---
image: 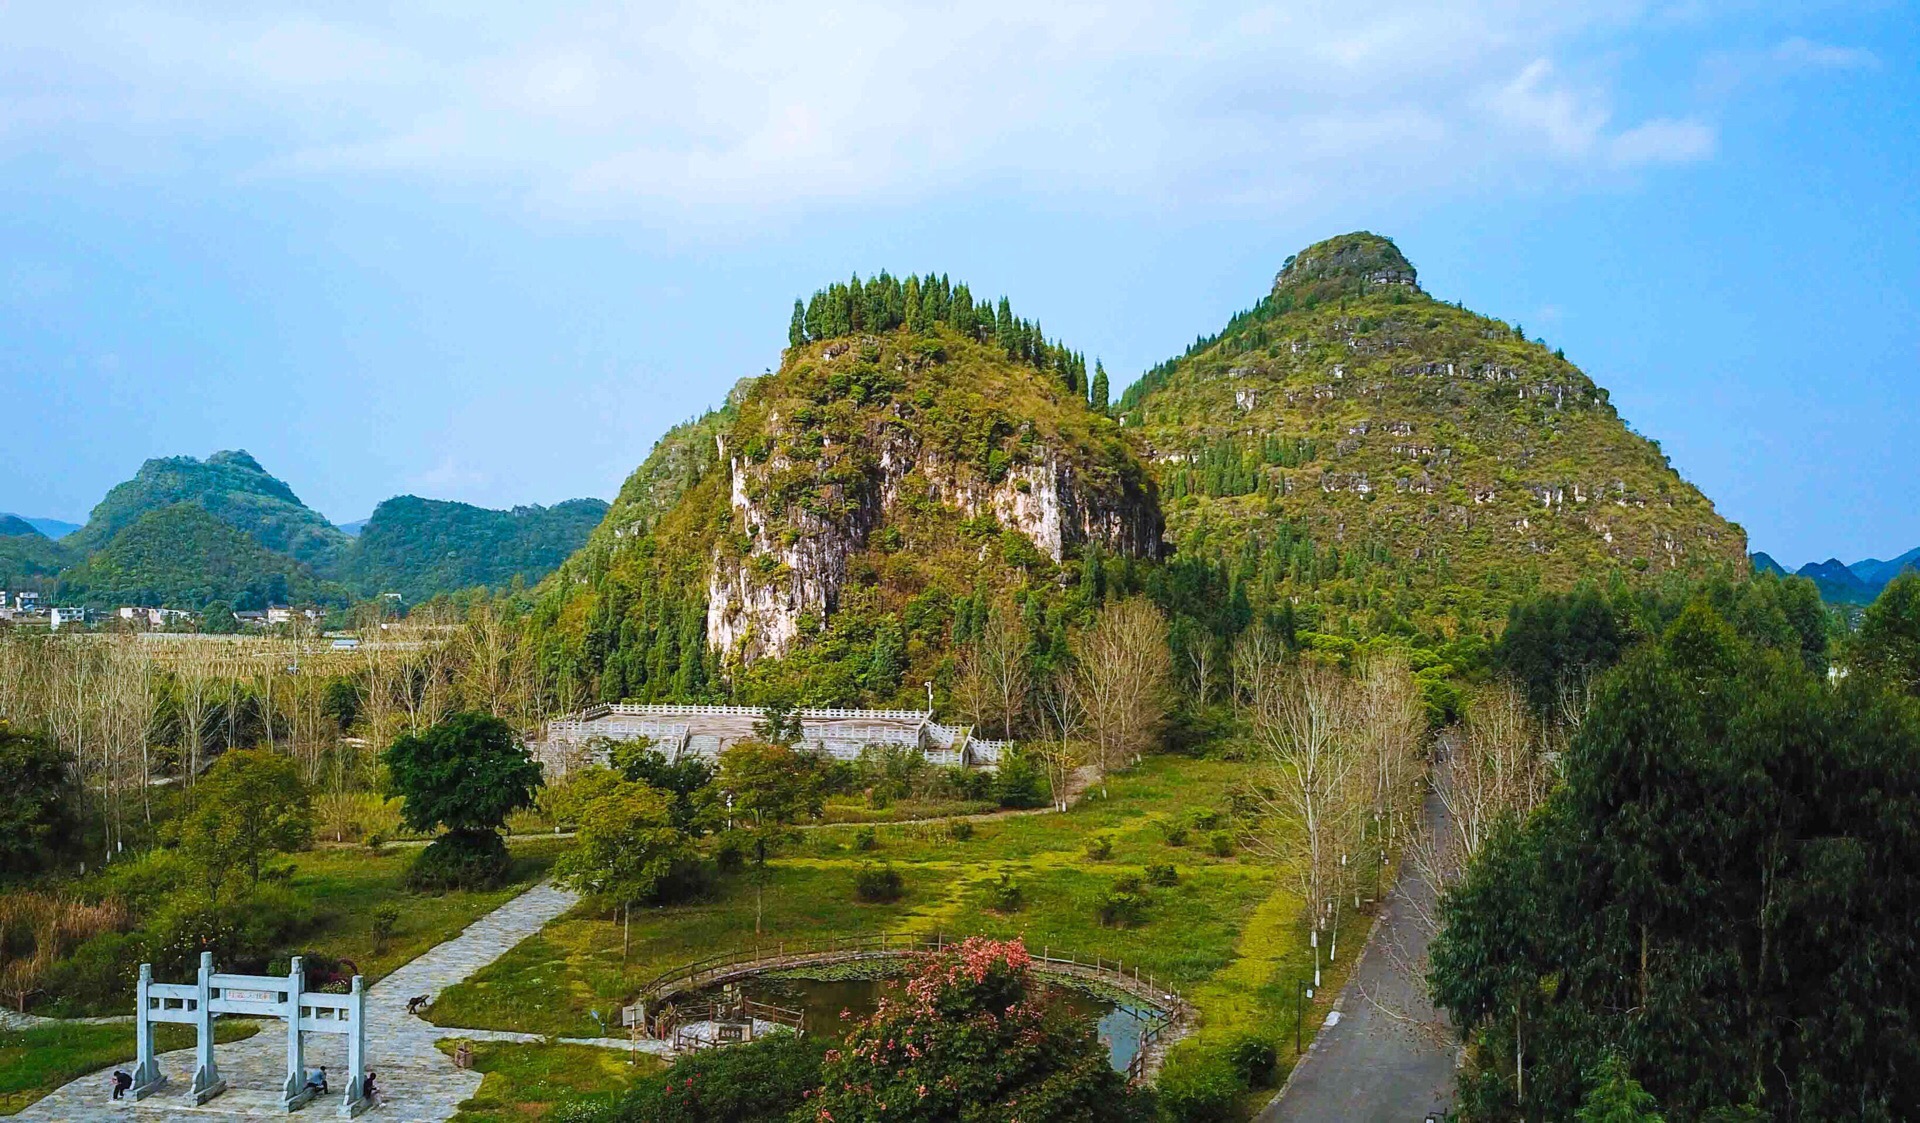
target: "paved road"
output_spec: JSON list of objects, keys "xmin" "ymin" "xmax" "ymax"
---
[
  {"xmin": 16, "ymin": 881, "xmax": 590, "ymax": 1122},
  {"xmin": 1256, "ymin": 791, "xmax": 1459, "ymax": 1123}
]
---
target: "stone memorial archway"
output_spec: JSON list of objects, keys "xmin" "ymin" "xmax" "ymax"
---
[{"xmin": 131, "ymin": 951, "xmax": 370, "ymax": 1116}]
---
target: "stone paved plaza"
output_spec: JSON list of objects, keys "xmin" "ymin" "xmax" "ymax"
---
[{"xmin": 12, "ymin": 881, "xmax": 672, "ymax": 1122}]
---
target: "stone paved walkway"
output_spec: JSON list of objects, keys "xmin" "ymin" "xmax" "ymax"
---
[{"xmin": 15, "ymin": 882, "xmax": 591, "ymax": 1122}]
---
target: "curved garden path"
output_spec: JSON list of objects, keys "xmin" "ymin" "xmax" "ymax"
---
[{"xmin": 11, "ymin": 882, "xmax": 644, "ymax": 1122}]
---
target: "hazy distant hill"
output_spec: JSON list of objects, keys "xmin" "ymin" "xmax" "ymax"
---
[
  {"xmin": 1848, "ymin": 546, "xmax": 1920, "ymax": 590},
  {"xmin": 338, "ymin": 495, "xmax": 610, "ymax": 602},
  {"xmin": 56, "ymin": 504, "xmax": 344, "ymax": 611},
  {"xmin": 0, "ymin": 514, "xmax": 80, "ymax": 540},
  {"xmin": 0, "ymin": 516, "xmax": 72, "ymax": 590},
  {"xmin": 1750, "ymin": 547, "xmax": 1920, "ymax": 604},
  {"xmin": 64, "ymin": 450, "xmax": 351, "ymax": 570}
]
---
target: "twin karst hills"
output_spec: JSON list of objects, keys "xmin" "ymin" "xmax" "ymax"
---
[{"xmin": 532, "ymin": 236, "xmax": 1744, "ymax": 705}]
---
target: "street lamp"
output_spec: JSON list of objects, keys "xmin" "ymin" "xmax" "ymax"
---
[{"xmin": 924, "ymin": 681, "xmax": 934, "ymax": 715}]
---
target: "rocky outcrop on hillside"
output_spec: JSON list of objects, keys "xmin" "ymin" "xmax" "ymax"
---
[{"xmin": 708, "ymin": 409, "xmax": 1161, "ymax": 662}]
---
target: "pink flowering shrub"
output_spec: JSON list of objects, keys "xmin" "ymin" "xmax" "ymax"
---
[{"xmin": 804, "ymin": 937, "xmax": 1146, "ymax": 1123}]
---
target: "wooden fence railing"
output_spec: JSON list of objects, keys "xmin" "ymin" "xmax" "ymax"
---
[{"xmin": 621, "ymin": 933, "xmax": 1188, "ymax": 1082}]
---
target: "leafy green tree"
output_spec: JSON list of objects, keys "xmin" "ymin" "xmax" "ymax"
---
[
  {"xmin": 199, "ymin": 600, "xmax": 240, "ymax": 634},
  {"xmin": 383, "ymin": 711, "xmax": 541, "ymax": 889},
  {"xmin": 610, "ymin": 741, "xmax": 718, "ymax": 835},
  {"xmin": 1091, "ymin": 359, "xmax": 1110, "ymax": 413},
  {"xmin": 807, "ymin": 937, "xmax": 1146, "ymax": 1122},
  {"xmin": 177, "ymin": 748, "xmax": 312, "ymax": 896},
  {"xmin": 609, "ymin": 1033, "xmax": 827, "ymax": 1123},
  {"xmin": 1577, "ymin": 1054, "xmax": 1665, "ymax": 1123},
  {"xmin": 788, "ymin": 299, "xmax": 807, "ymax": 348},
  {"xmin": 1853, "ymin": 571, "xmax": 1920, "ymax": 694},
  {"xmin": 0, "ymin": 724, "xmax": 78, "ymax": 878},
  {"xmin": 1433, "ymin": 601, "xmax": 1920, "ymax": 1119},
  {"xmin": 554, "ymin": 767, "xmax": 697, "ymax": 960},
  {"xmin": 717, "ymin": 737, "xmax": 822, "ymax": 934}
]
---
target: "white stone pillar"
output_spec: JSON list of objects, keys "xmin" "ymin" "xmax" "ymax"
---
[
  {"xmin": 342, "ymin": 975, "xmax": 367, "ymax": 1117},
  {"xmin": 130, "ymin": 963, "xmax": 163, "ymax": 1098},
  {"xmin": 190, "ymin": 951, "xmax": 225, "ymax": 1104},
  {"xmin": 282, "ymin": 955, "xmax": 308, "ymax": 1109}
]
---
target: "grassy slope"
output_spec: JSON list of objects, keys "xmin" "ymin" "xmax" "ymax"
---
[
  {"xmin": 426, "ymin": 757, "xmax": 1370, "ymax": 1116},
  {"xmin": 1126, "ymin": 234, "xmax": 1745, "ymax": 636},
  {"xmin": 437, "ymin": 1040, "xmax": 661, "ymax": 1123},
  {"xmin": 0, "ymin": 1020, "xmax": 259, "ymax": 1116},
  {"xmin": 279, "ymin": 838, "xmax": 568, "ymax": 982}
]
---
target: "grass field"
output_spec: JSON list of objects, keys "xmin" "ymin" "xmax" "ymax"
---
[
  {"xmin": 0, "ymin": 1019, "xmax": 259, "ymax": 1116},
  {"xmin": 426, "ymin": 755, "xmax": 1384, "ymax": 1114},
  {"xmin": 284, "ymin": 837, "xmax": 569, "ymax": 982},
  {"xmin": 436, "ymin": 1040, "xmax": 661, "ymax": 1123}
]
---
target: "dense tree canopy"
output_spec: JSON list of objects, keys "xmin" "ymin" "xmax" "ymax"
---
[
  {"xmin": 382, "ymin": 711, "xmax": 543, "ymax": 836},
  {"xmin": 177, "ymin": 748, "xmax": 313, "ymax": 896},
  {"xmin": 0, "ymin": 723, "xmax": 78, "ymax": 878},
  {"xmin": 791, "ymin": 271, "xmax": 1097, "ymax": 402},
  {"xmin": 1432, "ymin": 599, "xmax": 1920, "ymax": 1120},
  {"xmin": 1852, "ymin": 571, "xmax": 1920, "ymax": 695}
]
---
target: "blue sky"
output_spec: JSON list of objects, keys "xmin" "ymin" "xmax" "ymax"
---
[{"xmin": 2, "ymin": 2, "xmax": 1913, "ymax": 567}]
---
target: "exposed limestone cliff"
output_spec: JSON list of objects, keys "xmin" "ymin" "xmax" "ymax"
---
[{"xmin": 706, "ymin": 332, "xmax": 1161, "ymax": 663}]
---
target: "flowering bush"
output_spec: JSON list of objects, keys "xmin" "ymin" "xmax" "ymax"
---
[{"xmin": 805, "ymin": 937, "xmax": 1146, "ymax": 1122}]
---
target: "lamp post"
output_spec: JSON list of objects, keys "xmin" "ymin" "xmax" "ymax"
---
[
  {"xmin": 924, "ymin": 681, "xmax": 934, "ymax": 716},
  {"xmin": 1296, "ymin": 977, "xmax": 1314, "ymax": 1054}
]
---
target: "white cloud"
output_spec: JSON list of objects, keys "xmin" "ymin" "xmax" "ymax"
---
[
  {"xmin": 1773, "ymin": 37, "xmax": 1878, "ymax": 71},
  {"xmin": 0, "ymin": 2, "xmax": 1824, "ymax": 219},
  {"xmin": 408, "ymin": 456, "xmax": 490, "ymax": 496},
  {"xmin": 1608, "ymin": 117, "xmax": 1716, "ymax": 167}
]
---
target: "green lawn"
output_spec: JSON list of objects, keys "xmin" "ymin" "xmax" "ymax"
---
[
  {"xmin": 426, "ymin": 755, "xmax": 1382, "ymax": 1113},
  {"xmin": 437, "ymin": 1039, "xmax": 660, "ymax": 1123},
  {"xmin": 0, "ymin": 1019, "xmax": 259, "ymax": 1116},
  {"xmin": 286, "ymin": 837, "xmax": 568, "ymax": 982}
]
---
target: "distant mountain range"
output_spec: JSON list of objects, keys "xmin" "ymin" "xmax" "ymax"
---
[
  {"xmin": 1752, "ymin": 547, "xmax": 1920, "ymax": 604},
  {"xmin": 3, "ymin": 451, "xmax": 607, "ymax": 612},
  {"xmin": 0, "ymin": 514, "xmax": 81, "ymax": 539}
]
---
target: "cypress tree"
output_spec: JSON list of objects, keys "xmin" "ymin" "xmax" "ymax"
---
[
  {"xmin": 789, "ymin": 299, "xmax": 807, "ymax": 348},
  {"xmin": 1091, "ymin": 360, "xmax": 1110, "ymax": 412},
  {"xmin": 995, "ymin": 297, "xmax": 1017, "ymax": 352},
  {"xmin": 904, "ymin": 275, "xmax": 927, "ymax": 333}
]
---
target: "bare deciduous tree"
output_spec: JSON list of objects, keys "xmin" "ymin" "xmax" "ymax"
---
[{"xmin": 1068, "ymin": 598, "xmax": 1172, "ymax": 797}]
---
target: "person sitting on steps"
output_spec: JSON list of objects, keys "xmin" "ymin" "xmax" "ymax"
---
[{"xmin": 306, "ymin": 1065, "xmax": 328, "ymax": 1095}]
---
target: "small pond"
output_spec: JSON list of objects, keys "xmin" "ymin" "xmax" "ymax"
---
[{"xmin": 689, "ymin": 973, "xmax": 1153, "ymax": 1073}]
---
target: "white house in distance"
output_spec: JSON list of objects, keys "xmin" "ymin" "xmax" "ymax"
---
[
  {"xmin": 118, "ymin": 606, "xmax": 198, "ymax": 628},
  {"xmin": 48, "ymin": 606, "xmax": 88, "ymax": 631},
  {"xmin": 533, "ymin": 703, "xmax": 1009, "ymax": 777}
]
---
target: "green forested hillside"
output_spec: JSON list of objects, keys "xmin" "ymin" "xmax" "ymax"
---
[
  {"xmin": 0, "ymin": 519, "xmax": 70, "ymax": 590},
  {"xmin": 525, "ymin": 272, "xmax": 1160, "ymax": 707},
  {"xmin": 1122, "ymin": 232, "xmax": 1746, "ymax": 638},
  {"xmin": 339, "ymin": 495, "xmax": 610, "ymax": 602},
  {"xmin": 56, "ymin": 504, "xmax": 344, "ymax": 610},
  {"xmin": 63, "ymin": 450, "xmax": 351, "ymax": 569}
]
